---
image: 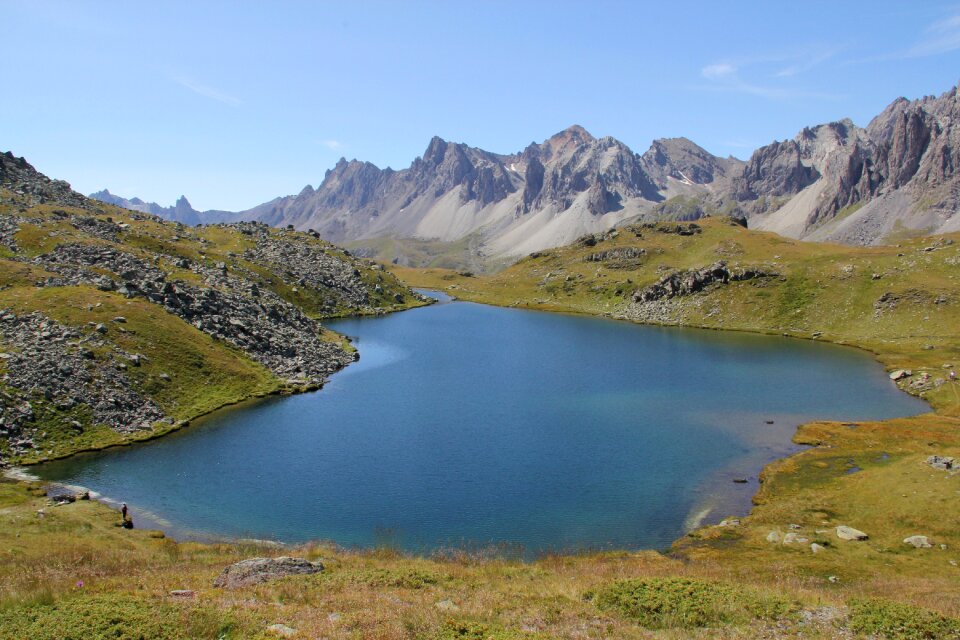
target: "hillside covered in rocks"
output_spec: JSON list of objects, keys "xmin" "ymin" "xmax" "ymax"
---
[{"xmin": 0, "ymin": 151, "xmax": 426, "ymax": 465}]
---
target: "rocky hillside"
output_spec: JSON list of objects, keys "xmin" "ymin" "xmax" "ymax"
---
[
  {"xmin": 0, "ymin": 151, "xmax": 426, "ymax": 465},
  {"xmin": 738, "ymin": 84, "xmax": 960, "ymax": 244}
]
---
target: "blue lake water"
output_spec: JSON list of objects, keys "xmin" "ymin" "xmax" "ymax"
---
[{"xmin": 34, "ymin": 293, "xmax": 927, "ymax": 556}]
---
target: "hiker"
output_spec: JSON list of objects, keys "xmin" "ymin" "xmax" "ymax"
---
[{"xmin": 121, "ymin": 503, "xmax": 128, "ymax": 520}]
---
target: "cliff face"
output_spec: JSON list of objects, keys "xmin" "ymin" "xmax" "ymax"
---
[{"xmin": 740, "ymin": 84, "xmax": 960, "ymax": 244}]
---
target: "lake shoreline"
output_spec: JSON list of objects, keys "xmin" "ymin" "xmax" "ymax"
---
[{"xmin": 18, "ymin": 289, "xmax": 932, "ymax": 558}]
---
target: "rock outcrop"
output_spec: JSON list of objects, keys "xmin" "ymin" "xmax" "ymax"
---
[{"xmin": 632, "ymin": 262, "xmax": 775, "ymax": 302}]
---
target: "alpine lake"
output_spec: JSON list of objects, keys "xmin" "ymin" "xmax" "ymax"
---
[{"xmin": 35, "ymin": 291, "xmax": 928, "ymax": 558}]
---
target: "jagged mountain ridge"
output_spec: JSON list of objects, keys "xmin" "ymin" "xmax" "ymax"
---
[
  {"xmin": 87, "ymin": 81, "xmax": 960, "ymax": 261},
  {"xmin": 240, "ymin": 126, "xmax": 741, "ymax": 261},
  {"xmin": 89, "ymin": 189, "xmax": 244, "ymax": 225},
  {"xmin": 741, "ymin": 83, "xmax": 960, "ymax": 243}
]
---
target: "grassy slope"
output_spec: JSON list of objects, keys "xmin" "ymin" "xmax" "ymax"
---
[
  {"xmin": 0, "ymin": 196, "xmax": 425, "ymax": 462},
  {"xmin": 3, "ymin": 216, "xmax": 959, "ymax": 638},
  {"xmin": 6, "ymin": 478, "xmax": 958, "ymax": 639}
]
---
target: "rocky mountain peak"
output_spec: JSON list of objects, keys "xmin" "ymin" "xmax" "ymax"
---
[{"xmin": 542, "ymin": 125, "xmax": 596, "ymax": 160}]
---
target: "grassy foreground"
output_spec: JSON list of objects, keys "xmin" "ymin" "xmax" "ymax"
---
[{"xmin": 2, "ymin": 217, "xmax": 959, "ymax": 638}]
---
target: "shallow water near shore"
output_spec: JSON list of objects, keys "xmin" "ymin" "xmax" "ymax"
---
[{"xmin": 36, "ymin": 293, "xmax": 927, "ymax": 556}]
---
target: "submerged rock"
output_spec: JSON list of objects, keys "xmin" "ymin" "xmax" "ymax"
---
[{"xmin": 213, "ymin": 556, "xmax": 324, "ymax": 589}]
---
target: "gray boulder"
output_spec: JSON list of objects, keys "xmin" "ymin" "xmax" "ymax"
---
[
  {"xmin": 836, "ymin": 525, "xmax": 869, "ymax": 541},
  {"xmin": 213, "ymin": 556, "xmax": 323, "ymax": 589},
  {"xmin": 903, "ymin": 535, "xmax": 933, "ymax": 549}
]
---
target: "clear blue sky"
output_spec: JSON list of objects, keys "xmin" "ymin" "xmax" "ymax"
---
[{"xmin": 4, "ymin": 1, "xmax": 960, "ymax": 211}]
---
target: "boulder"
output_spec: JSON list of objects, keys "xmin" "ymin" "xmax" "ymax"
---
[
  {"xmin": 213, "ymin": 556, "xmax": 323, "ymax": 589},
  {"xmin": 903, "ymin": 535, "xmax": 933, "ymax": 549},
  {"xmin": 836, "ymin": 525, "xmax": 869, "ymax": 541},
  {"xmin": 811, "ymin": 543, "xmax": 826, "ymax": 554},
  {"xmin": 889, "ymin": 369, "xmax": 912, "ymax": 380}
]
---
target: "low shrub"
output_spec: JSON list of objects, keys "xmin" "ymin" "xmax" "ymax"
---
[{"xmin": 592, "ymin": 576, "xmax": 796, "ymax": 629}]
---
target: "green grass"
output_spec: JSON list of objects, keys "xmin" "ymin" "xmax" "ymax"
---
[
  {"xmin": 848, "ymin": 598, "xmax": 960, "ymax": 639},
  {"xmin": 593, "ymin": 577, "xmax": 797, "ymax": 629}
]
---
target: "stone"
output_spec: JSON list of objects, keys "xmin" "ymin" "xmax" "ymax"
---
[
  {"xmin": 811, "ymin": 543, "xmax": 825, "ymax": 554},
  {"xmin": 836, "ymin": 525, "xmax": 868, "ymax": 541},
  {"xmin": 169, "ymin": 590, "xmax": 196, "ymax": 598},
  {"xmin": 266, "ymin": 624, "xmax": 296, "ymax": 637},
  {"xmin": 213, "ymin": 557, "xmax": 324, "ymax": 589},
  {"xmin": 828, "ymin": 575, "xmax": 840, "ymax": 583},
  {"xmin": 718, "ymin": 518, "xmax": 740, "ymax": 527},
  {"xmin": 783, "ymin": 532, "xmax": 809, "ymax": 545},
  {"xmin": 903, "ymin": 535, "xmax": 933, "ymax": 549},
  {"xmin": 766, "ymin": 530, "xmax": 782, "ymax": 543},
  {"xmin": 889, "ymin": 369, "xmax": 912, "ymax": 380},
  {"xmin": 435, "ymin": 599, "xmax": 460, "ymax": 612}
]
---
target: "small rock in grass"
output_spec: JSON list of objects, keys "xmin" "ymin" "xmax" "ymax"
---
[
  {"xmin": 766, "ymin": 530, "xmax": 782, "ymax": 543},
  {"xmin": 811, "ymin": 543, "xmax": 825, "ymax": 554},
  {"xmin": 169, "ymin": 590, "xmax": 196, "ymax": 598},
  {"xmin": 904, "ymin": 535, "xmax": 933, "ymax": 549},
  {"xmin": 783, "ymin": 532, "xmax": 809, "ymax": 545},
  {"xmin": 435, "ymin": 599, "xmax": 460, "ymax": 612},
  {"xmin": 889, "ymin": 369, "xmax": 911, "ymax": 380},
  {"xmin": 266, "ymin": 624, "xmax": 296, "ymax": 637},
  {"xmin": 836, "ymin": 525, "xmax": 868, "ymax": 541}
]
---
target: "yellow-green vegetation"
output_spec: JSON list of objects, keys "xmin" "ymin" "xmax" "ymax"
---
[
  {"xmin": 8, "ymin": 478, "xmax": 958, "ymax": 639},
  {"xmin": 591, "ymin": 577, "xmax": 797, "ymax": 630}
]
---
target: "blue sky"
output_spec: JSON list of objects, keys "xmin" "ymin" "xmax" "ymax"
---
[{"xmin": 4, "ymin": 1, "xmax": 960, "ymax": 211}]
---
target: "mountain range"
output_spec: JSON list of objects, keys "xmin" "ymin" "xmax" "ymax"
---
[{"xmin": 89, "ymin": 83, "xmax": 960, "ymax": 266}]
